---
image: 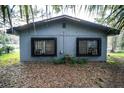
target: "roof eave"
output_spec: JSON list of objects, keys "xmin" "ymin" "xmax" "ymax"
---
[
  {"xmin": 6, "ymin": 15, "xmax": 121, "ymax": 36},
  {"xmin": 6, "ymin": 28, "xmax": 19, "ymax": 35},
  {"xmin": 107, "ymin": 29, "xmax": 121, "ymax": 36}
]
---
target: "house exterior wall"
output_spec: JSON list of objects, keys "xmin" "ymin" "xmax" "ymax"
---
[{"xmin": 19, "ymin": 21, "xmax": 107, "ymax": 62}]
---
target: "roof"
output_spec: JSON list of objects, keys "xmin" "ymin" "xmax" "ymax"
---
[{"xmin": 7, "ymin": 15, "xmax": 120, "ymax": 35}]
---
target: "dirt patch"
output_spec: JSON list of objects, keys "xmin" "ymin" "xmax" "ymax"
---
[
  {"xmin": 0, "ymin": 62, "xmax": 124, "ymax": 88},
  {"xmin": 112, "ymin": 57, "xmax": 124, "ymax": 63}
]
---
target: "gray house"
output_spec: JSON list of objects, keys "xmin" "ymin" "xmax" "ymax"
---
[{"xmin": 7, "ymin": 15, "xmax": 120, "ymax": 62}]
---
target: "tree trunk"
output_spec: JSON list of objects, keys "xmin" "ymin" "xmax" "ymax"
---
[{"xmin": 111, "ymin": 36, "xmax": 117, "ymax": 53}]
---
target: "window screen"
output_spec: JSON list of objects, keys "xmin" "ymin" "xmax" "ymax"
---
[
  {"xmin": 31, "ymin": 38, "xmax": 57, "ymax": 56},
  {"xmin": 76, "ymin": 38, "xmax": 101, "ymax": 56}
]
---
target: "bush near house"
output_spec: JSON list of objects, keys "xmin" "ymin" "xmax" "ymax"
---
[
  {"xmin": 0, "ymin": 46, "xmax": 15, "ymax": 55},
  {"xmin": 0, "ymin": 47, "xmax": 4, "ymax": 55},
  {"xmin": 53, "ymin": 55, "xmax": 87, "ymax": 65}
]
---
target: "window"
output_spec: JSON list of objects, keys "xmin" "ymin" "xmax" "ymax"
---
[
  {"xmin": 31, "ymin": 38, "xmax": 57, "ymax": 56},
  {"xmin": 76, "ymin": 38, "xmax": 101, "ymax": 56}
]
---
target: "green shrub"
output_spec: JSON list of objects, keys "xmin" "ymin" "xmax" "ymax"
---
[
  {"xmin": 115, "ymin": 50, "xmax": 124, "ymax": 53},
  {"xmin": 70, "ymin": 57, "xmax": 77, "ymax": 64},
  {"xmin": 77, "ymin": 58, "xmax": 88, "ymax": 64},
  {"xmin": 0, "ymin": 47, "xmax": 4, "ymax": 55},
  {"xmin": 107, "ymin": 56, "xmax": 120, "ymax": 65},
  {"xmin": 108, "ymin": 61, "xmax": 119, "ymax": 65},
  {"xmin": 58, "ymin": 57, "xmax": 65, "ymax": 64},
  {"xmin": 53, "ymin": 55, "xmax": 88, "ymax": 65},
  {"xmin": 53, "ymin": 57, "xmax": 65, "ymax": 64},
  {"xmin": 0, "ymin": 46, "xmax": 15, "ymax": 55},
  {"xmin": 4, "ymin": 46, "xmax": 14, "ymax": 53}
]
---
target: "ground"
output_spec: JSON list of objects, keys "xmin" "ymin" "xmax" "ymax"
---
[
  {"xmin": 0, "ymin": 51, "xmax": 19, "ymax": 66},
  {"xmin": 0, "ymin": 51, "xmax": 124, "ymax": 88}
]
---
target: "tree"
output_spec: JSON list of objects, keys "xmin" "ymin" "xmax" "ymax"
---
[
  {"xmin": 0, "ymin": 32, "xmax": 10, "ymax": 45},
  {"xmin": 84, "ymin": 5, "xmax": 124, "ymax": 52},
  {"xmin": 84, "ymin": 5, "xmax": 124, "ymax": 30},
  {"xmin": 0, "ymin": 5, "xmax": 33, "ymax": 24}
]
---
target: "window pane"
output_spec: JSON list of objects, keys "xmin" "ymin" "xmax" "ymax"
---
[
  {"xmin": 87, "ymin": 40, "xmax": 98, "ymax": 55},
  {"xmin": 45, "ymin": 40, "xmax": 55, "ymax": 54},
  {"xmin": 78, "ymin": 39, "xmax": 99, "ymax": 56},
  {"xmin": 32, "ymin": 38, "xmax": 56, "ymax": 56},
  {"xmin": 79, "ymin": 40, "xmax": 87, "ymax": 55},
  {"xmin": 34, "ymin": 40, "xmax": 44, "ymax": 55}
]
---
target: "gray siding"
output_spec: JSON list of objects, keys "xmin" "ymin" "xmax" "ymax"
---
[{"xmin": 19, "ymin": 22, "xmax": 107, "ymax": 62}]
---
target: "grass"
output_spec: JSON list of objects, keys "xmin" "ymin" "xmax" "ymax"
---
[
  {"xmin": 107, "ymin": 56, "xmax": 119, "ymax": 65},
  {"xmin": 107, "ymin": 51, "xmax": 124, "ymax": 64},
  {"xmin": 0, "ymin": 49, "xmax": 124, "ymax": 66},
  {"xmin": 108, "ymin": 52, "xmax": 124, "ymax": 58},
  {"xmin": 0, "ymin": 51, "xmax": 20, "ymax": 67}
]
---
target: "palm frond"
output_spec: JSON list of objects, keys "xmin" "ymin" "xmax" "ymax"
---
[
  {"xmin": 24, "ymin": 5, "xmax": 29, "ymax": 24},
  {"xmin": 84, "ymin": 5, "xmax": 103, "ymax": 15},
  {"xmin": 6, "ymin": 5, "xmax": 12, "ymax": 27},
  {"xmin": 19, "ymin": 5, "xmax": 23, "ymax": 18},
  {"xmin": 1, "ymin": 5, "xmax": 7, "ymax": 23},
  {"xmin": 78, "ymin": 5, "xmax": 82, "ymax": 14},
  {"xmin": 52, "ymin": 5, "xmax": 62, "ymax": 13},
  {"xmin": 72, "ymin": 5, "xmax": 76, "ymax": 15},
  {"xmin": 102, "ymin": 5, "xmax": 108, "ymax": 17},
  {"xmin": 85, "ymin": 5, "xmax": 124, "ymax": 30},
  {"xmin": 104, "ymin": 5, "xmax": 123, "ymax": 21},
  {"xmin": 30, "ymin": 5, "xmax": 34, "ymax": 20},
  {"xmin": 113, "ymin": 15, "xmax": 124, "ymax": 27},
  {"xmin": 46, "ymin": 5, "xmax": 48, "ymax": 18},
  {"xmin": 6, "ymin": 5, "xmax": 13, "ymax": 33},
  {"xmin": 10, "ymin": 5, "xmax": 16, "ymax": 12},
  {"xmin": 30, "ymin": 5, "xmax": 36, "ymax": 32}
]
